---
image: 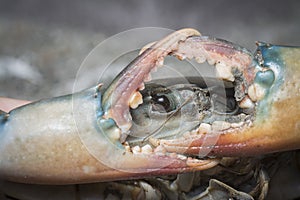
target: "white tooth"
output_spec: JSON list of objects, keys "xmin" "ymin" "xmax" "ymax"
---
[
  {"xmin": 169, "ymin": 153, "xmax": 178, "ymax": 158},
  {"xmin": 186, "ymin": 54, "xmax": 194, "ymax": 60},
  {"xmin": 197, "ymin": 123, "xmax": 212, "ymax": 134},
  {"xmin": 186, "ymin": 157, "xmax": 204, "ymax": 167},
  {"xmin": 138, "ymin": 83, "xmax": 145, "ymax": 90},
  {"xmin": 195, "ymin": 56, "xmax": 206, "ymax": 63},
  {"xmin": 212, "ymin": 121, "xmax": 231, "ymax": 131},
  {"xmin": 149, "ymin": 137, "xmax": 160, "ymax": 147},
  {"xmin": 248, "ymin": 83, "xmax": 265, "ymax": 102},
  {"xmin": 177, "ymin": 154, "xmax": 187, "ymax": 160},
  {"xmin": 125, "ymin": 145, "xmax": 131, "ymax": 152},
  {"xmin": 139, "ymin": 41, "xmax": 156, "ymax": 55},
  {"xmin": 154, "ymin": 145, "xmax": 166, "ymax": 155},
  {"xmin": 129, "ymin": 91, "xmax": 143, "ymax": 109},
  {"xmin": 176, "ymin": 54, "xmax": 186, "ymax": 60},
  {"xmin": 207, "ymin": 58, "xmax": 216, "ymax": 65},
  {"xmin": 191, "ymin": 129, "xmax": 198, "ymax": 135},
  {"xmin": 109, "ymin": 127, "xmax": 121, "ymax": 141},
  {"xmin": 157, "ymin": 58, "xmax": 164, "ymax": 67},
  {"xmin": 141, "ymin": 144, "xmax": 153, "ymax": 154},
  {"xmin": 132, "ymin": 145, "xmax": 141, "ymax": 154},
  {"xmin": 231, "ymin": 122, "xmax": 244, "ymax": 128},
  {"xmin": 239, "ymin": 96, "xmax": 255, "ymax": 109},
  {"xmin": 186, "ymin": 158, "xmax": 219, "ymax": 168},
  {"xmin": 215, "ymin": 62, "xmax": 235, "ymax": 82}
]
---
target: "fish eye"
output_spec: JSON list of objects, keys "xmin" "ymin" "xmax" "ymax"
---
[{"xmin": 151, "ymin": 92, "xmax": 177, "ymax": 113}]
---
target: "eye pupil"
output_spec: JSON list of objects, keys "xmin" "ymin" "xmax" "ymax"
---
[
  {"xmin": 157, "ymin": 96, "xmax": 166, "ymax": 104},
  {"xmin": 152, "ymin": 94, "xmax": 172, "ymax": 113}
]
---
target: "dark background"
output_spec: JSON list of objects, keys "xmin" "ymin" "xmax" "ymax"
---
[{"xmin": 0, "ymin": 0, "xmax": 299, "ymax": 99}]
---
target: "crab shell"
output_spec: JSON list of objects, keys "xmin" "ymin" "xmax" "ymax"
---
[
  {"xmin": 0, "ymin": 85, "xmax": 218, "ymax": 184},
  {"xmin": 0, "ymin": 29, "xmax": 299, "ymax": 184}
]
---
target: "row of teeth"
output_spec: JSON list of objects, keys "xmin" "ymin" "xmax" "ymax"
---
[
  {"xmin": 123, "ymin": 38, "xmax": 264, "ymax": 166},
  {"xmin": 196, "ymin": 120, "xmax": 247, "ymax": 134},
  {"xmin": 130, "ymin": 33, "xmax": 264, "ymax": 107},
  {"xmin": 128, "ymin": 57, "xmax": 164, "ymax": 109},
  {"xmin": 123, "ymin": 141, "xmax": 210, "ymax": 167},
  {"xmin": 176, "ymin": 52, "xmax": 236, "ymax": 82},
  {"xmin": 124, "ymin": 120, "xmax": 247, "ymax": 156},
  {"xmin": 121, "ymin": 120, "xmax": 247, "ymax": 168},
  {"xmin": 127, "ymin": 41, "xmax": 264, "ymax": 141},
  {"xmin": 239, "ymin": 82, "xmax": 265, "ymax": 108},
  {"xmin": 174, "ymin": 52, "xmax": 266, "ymax": 108},
  {"xmin": 125, "ymin": 142, "xmax": 186, "ymax": 160}
]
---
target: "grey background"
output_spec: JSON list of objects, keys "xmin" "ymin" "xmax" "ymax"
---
[
  {"xmin": 0, "ymin": 1, "xmax": 299, "ymax": 199},
  {"xmin": 0, "ymin": 0, "xmax": 299, "ymax": 100}
]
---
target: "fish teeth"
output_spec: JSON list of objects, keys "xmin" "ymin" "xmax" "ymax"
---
[
  {"xmin": 239, "ymin": 96, "xmax": 255, "ymax": 109},
  {"xmin": 248, "ymin": 83, "xmax": 265, "ymax": 102},
  {"xmin": 186, "ymin": 54, "xmax": 194, "ymax": 60},
  {"xmin": 176, "ymin": 54, "xmax": 186, "ymax": 60},
  {"xmin": 231, "ymin": 122, "xmax": 244, "ymax": 128},
  {"xmin": 177, "ymin": 154, "xmax": 187, "ymax": 160},
  {"xmin": 141, "ymin": 144, "xmax": 153, "ymax": 154},
  {"xmin": 207, "ymin": 58, "xmax": 216, "ymax": 65},
  {"xmin": 198, "ymin": 123, "xmax": 212, "ymax": 134},
  {"xmin": 215, "ymin": 62, "xmax": 235, "ymax": 82},
  {"xmin": 195, "ymin": 56, "xmax": 206, "ymax": 63},
  {"xmin": 123, "ymin": 142, "xmax": 131, "ymax": 152},
  {"xmin": 156, "ymin": 58, "xmax": 164, "ymax": 67},
  {"xmin": 154, "ymin": 145, "xmax": 166, "ymax": 155},
  {"xmin": 191, "ymin": 129, "xmax": 198, "ymax": 135},
  {"xmin": 149, "ymin": 137, "xmax": 160, "ymax": 147},
  {"xmin": 138, "ymin": 83, "xmax": 145, "ymax": 90},
  {"xmin": 132, "ymin": 145, "xmax": 141, "ymax": 154},
  {"xmin": 129, "ymin": 91, "xmax": 143, "ymax": 109},
  {"xmin": 186, "ymin": 157, "xmax": 205, "ymax": 167},
  {"xmin": 109, "ymin": 127, "xmax": 121, "ymax": 141},
  {"xmin": 169, "ymin": 152, "xmax": 178, "ymax": 158}
]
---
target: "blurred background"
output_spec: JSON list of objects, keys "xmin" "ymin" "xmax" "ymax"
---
[
  {"xmin": 0, "ymin": 0, "xmax": 299, "ymax": 100},
  {"xmin": 0, "ymin": 1, "xmax": 300, "ymax": 199}
]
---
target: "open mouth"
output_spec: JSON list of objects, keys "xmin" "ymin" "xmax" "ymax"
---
[
  {"xmin": 102, "ymin": 29, "xmax": 259, "ymax": 160},
  {"xmin": 128, "ymin": 76, "xmax": 253, "ymax": 144}
]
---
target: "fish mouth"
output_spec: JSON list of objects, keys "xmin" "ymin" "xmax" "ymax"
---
[
  {"xmin": 127, "ymin": 77, "xmax": 252, "ymax": 145},
  {"xmin": 101, "ymin": 28, "xmax": 260, "ymax": 158}
]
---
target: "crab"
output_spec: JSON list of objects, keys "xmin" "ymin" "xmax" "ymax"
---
[{"xmin": 0, "ymin": 28, "xmax": 299, "ymax": 199}]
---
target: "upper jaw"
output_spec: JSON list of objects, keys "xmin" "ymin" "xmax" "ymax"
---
[
  {"xmin": 156, "ymin": 41, "xmax": 300, "ymax": 157},
  {"xmin": 99, "ymin": 28, "xmax": 300, "ymax": 171}
]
